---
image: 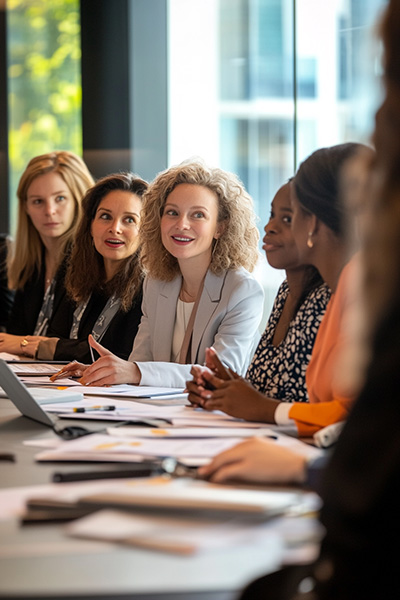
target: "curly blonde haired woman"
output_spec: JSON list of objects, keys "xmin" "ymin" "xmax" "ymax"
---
[
  {"xmin": 58, "ymin": 159, "xmax": 264, "ymax": 388},
  {"xmin": 0, "ymin": 151, "xmax": 94, "ymax": 357}
]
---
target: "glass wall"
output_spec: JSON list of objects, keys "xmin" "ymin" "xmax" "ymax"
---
[
  {"xmin": 168, "ymin": 0, "xmax": 385, "ymax": 317},
  {"xmin": 6, "ymin": 0, "xmax": 82, "ymax": 230}
]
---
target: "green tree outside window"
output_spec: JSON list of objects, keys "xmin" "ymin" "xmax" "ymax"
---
[{"xmin": 7, "ymin": 0, "xmax": 82, "ymax": 231}]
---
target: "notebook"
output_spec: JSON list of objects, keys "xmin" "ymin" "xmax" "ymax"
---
[{"xmin": 0, "ymin": 359, "xmax": 83, "ymax": 427}]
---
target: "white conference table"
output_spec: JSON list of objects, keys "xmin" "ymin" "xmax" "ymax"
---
[{"xmin": 0, "ymin": 397, "xmax": 316, "ymax": 600}]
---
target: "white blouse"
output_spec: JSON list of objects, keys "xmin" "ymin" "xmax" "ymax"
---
[{"xmin": 171, "ymin": 299, "xmax": 194, "ymax": 362}]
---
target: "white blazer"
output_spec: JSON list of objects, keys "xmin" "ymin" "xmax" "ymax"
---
[{"xmin": 129, "ymin": 267, "xmax": 264, "ymax": 388}]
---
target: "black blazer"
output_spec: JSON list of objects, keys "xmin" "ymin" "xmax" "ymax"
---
[
  {"xmin": 6, "ymin": 255, "xmax": 68, "ymax": 335},
  {"xmin": 46, "ymin": 286, "xmax": 143, "ymax": 363},
  {"xmin": 0, "ymin": 234, "xmax": 14, "ymax": 331}
]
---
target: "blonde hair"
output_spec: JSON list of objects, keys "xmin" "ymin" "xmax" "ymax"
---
[
  {"xmin": 8, "ymin": 151, "xmax": 94, "ymax": 290},
  {"xmin": 140, "ymin": 159, "xmax": 260, "ymax": 280}
]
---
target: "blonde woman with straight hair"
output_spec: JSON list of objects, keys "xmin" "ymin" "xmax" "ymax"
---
[
  {"xmin": 56, "ymin": 159, "xmax": 264, "ymax": 389},
  {"xmin": 0, "ymin": 151, "xmax": 94, "ymax": 357}
]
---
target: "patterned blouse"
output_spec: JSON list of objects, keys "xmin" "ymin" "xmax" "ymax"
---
[{"xmin": 246, "ymin": 280, "xmax": 331, "ymax": 402}]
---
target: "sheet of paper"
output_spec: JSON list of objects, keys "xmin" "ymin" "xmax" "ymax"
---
[
  {"xmin": 81, "ymin": 385, "xmax": 186, "ymax": 398},
  {"xmin": 8, "ymin": 363, "xmax": 68, "ymax": 376},
  {"xmin": 106, "ymin": 426, "xmax": 278, "ymax": 439},
  {"xmin": 35, "ymin": 432, "xmax": 243, "ymax": 460},
  {"xmin": 45, "ymin": 399, "xmax": 188, "ymax": 421},
  {"xmin": 22, "ymin": 379, "xmax": 186, "ymax": 398},
  {"xmin": 22, "ymin": 376, "xmax": 82, "ymax": 387},
  {"xmin": 0, "ymin": 352, "xmax": 20, "ymax": 361}
]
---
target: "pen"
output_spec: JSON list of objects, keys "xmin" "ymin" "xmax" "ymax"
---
[
  {"xmin": 72, "ymin": 405, "xmax": 116, "ymax": 413},
  {"xmin": 52, "ymin": 463, "xmax": 159, "ymax": 482},
  {"xmin": 49, "ymin": 360, "xmax": 80, "ymax": 382},
  {"xmin": 89, "ymin": 343, "xmax": 95, "ymax": 363},
  {"xmin": 6, "ymin": 360, "xmax": 70, "ymax": 365},
  {"xmin": 0, "ymin": 452, "xmax": 15, "ymax": 462}
]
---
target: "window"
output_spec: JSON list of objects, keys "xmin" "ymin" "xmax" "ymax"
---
[
  {"xmin": 6, "ymin": 0, "xmax": 82, "ymax": 229},
  {"xmin": 168, "ymin": 0, "xmax": 385, "ymax": 317}
]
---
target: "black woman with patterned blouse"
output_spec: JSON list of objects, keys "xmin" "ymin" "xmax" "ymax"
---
[{"xmin": 187, "ymin": 180, "xmax": 331, "ymax": 421}]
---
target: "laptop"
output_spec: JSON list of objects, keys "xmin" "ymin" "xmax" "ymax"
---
[{"xmin": 0, "ymin": 358, "xmax": 87, "ymax": 437}]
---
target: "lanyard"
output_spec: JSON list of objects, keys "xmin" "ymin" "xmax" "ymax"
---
[
  {"xmin": 33, "ymin": 278, "xmax": 56, "ymax": 336},
  {"xmin": 70, "ymin": 294, "xmax": 121, "ymax": 342}
]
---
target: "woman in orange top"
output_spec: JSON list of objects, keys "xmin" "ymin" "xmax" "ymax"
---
[{"xmin": 187, "ymin": 142, "xmax": 370, "ymax": 435}]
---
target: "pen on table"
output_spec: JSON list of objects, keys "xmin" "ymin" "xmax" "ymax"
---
[
  {"xmin": 52, "ymin": 464, "xmax": 160, "ymax": 482},
  {"xmin": 49, "ymin": 360, "xmax": 80, "ymax": 382},
  {"xmin": 72, "ymin": 405, "xmax": 116, "ymax": 413},
  {"xmin": 0, "ymin": 452, "xmax": 15, "ymax": 462},
  {"xmin": 49, "ymin": 369, "xmax": 66, "ymax": 382},
  {"xmin": 6, "ymin": 360, "xmax": 70, "ymax": 365}
]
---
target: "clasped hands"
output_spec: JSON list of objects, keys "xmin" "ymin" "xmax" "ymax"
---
[
  {"xmin": 186, "ymin": 347, "xmax": 273, "ymax": 422},
  {"xmin": 188, "ymin": 347, "xmax": 307, "ymax": 484}
]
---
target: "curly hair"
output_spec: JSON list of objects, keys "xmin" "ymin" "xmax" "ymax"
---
[
  {"xmin": 8, "ymin": 151, "xmax": 94, "ymax": 290},
  {"xmin": 65, "ymin": 172, "xmax": 148, "ymax": 311},
  {"xmin": 139, "ymin": 159, "xmax": 260, "ymax": 280}
]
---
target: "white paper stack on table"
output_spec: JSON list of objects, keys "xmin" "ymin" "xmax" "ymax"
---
[
  {"xmin": 24, "ymin": 475, "xmax": 313, "ymax": 516},
  {"xmin": 64, "ymin": 509, "xmax": 286, "ymax": 556}
]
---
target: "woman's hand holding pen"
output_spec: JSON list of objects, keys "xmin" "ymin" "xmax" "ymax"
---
[
  {"xmin": 49, "ymin": 360, "xmax": 87, "ymax": 382},
  {"xmin": 76, "ymin": 335, "xmax": 141, "ymax": 387}
]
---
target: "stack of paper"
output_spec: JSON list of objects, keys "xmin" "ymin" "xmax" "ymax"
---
[
  {"xmin": 25, "ymin": 475, "xmax": 307, "ymax": 516},
  {"xmin": 64, "ymin": 508, "xmax": 285, "ymax": 555}
]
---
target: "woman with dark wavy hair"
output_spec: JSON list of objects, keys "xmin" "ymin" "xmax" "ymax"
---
[{"xmin": 34, "ymin": 172, "xmax": 147, "ymax": 363}]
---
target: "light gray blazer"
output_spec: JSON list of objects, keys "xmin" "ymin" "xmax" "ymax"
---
[{"xmin": 129, "ymin": 267, "xmax": 264, "ymax": 388}]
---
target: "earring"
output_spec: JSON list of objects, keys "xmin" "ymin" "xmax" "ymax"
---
[
  {"xmin": 307, "ymin": 232, "xmax": 314, "ymax": 249},
  {"xmin": 212, "ymin": 238, "xmax": 219, "ymax": 257}
]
